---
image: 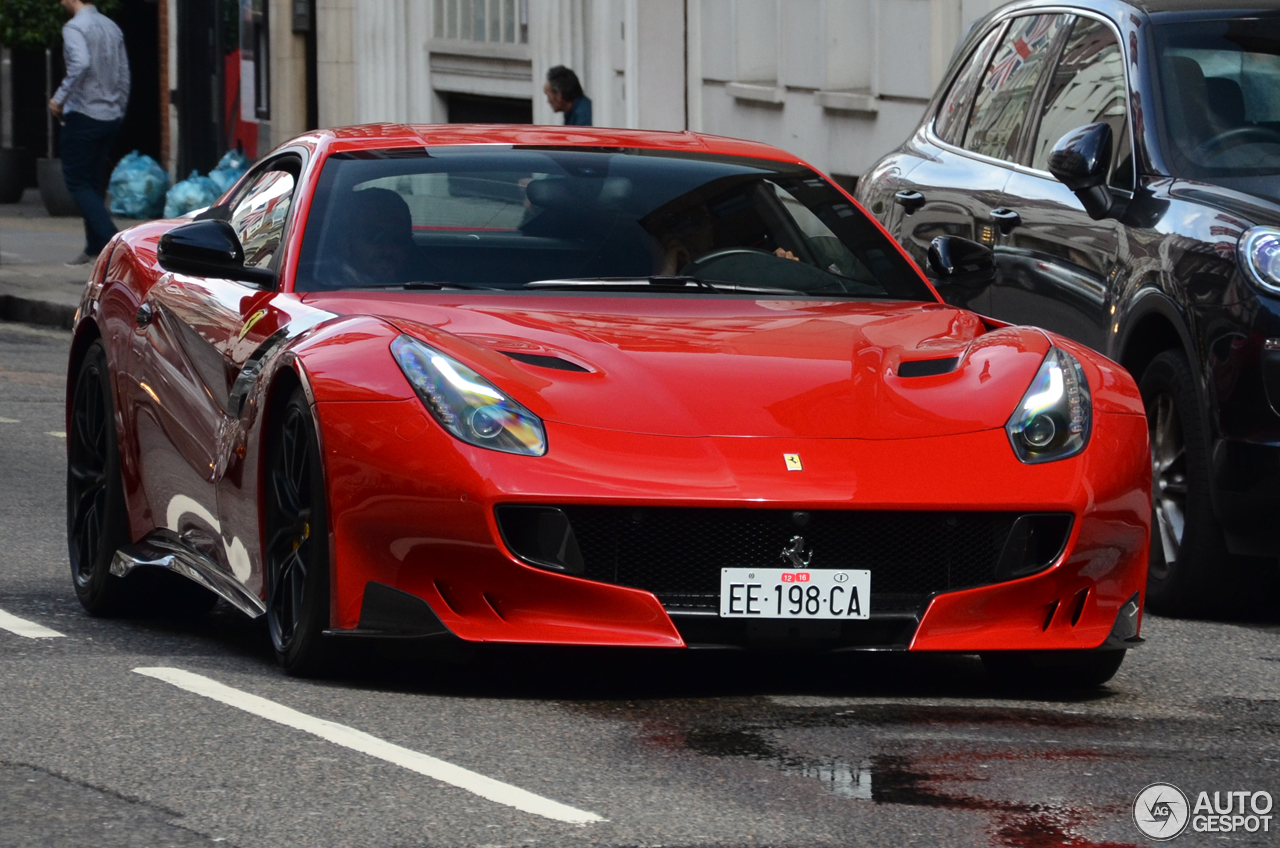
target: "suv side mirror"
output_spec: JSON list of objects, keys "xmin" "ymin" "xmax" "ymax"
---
[
  {"xmin": 928, "ymin": 236, "xmax": 995, "ymax": 287},
  {"xmin": 157, "ymin": 220, "xmax": 275, "ymax": 287},
  {"xmin": 1048, "ymin": 123, "xmax": 1115, "ymax": 220}
]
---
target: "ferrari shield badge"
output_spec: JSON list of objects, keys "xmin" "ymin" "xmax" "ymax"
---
[
  {"xmin": 784, "ymin": 453, "xmax": 803, "ymax": 471},
  {"xmin": 237, "ymin": 309, "xmax": 268, "ymax": 341}
]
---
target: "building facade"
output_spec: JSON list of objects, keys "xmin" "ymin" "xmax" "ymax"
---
[{"xmin": 162, "ymin": 0, "xmax": 1009, "ymax": 183}]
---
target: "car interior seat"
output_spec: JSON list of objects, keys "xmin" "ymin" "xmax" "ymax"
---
[
  {"xmin": 1166, "ymin": 56, "xmax": 1215, "ymax": 156},
  {"xmin": 1205, "ymin": 77, "xmax": 1247, "ymax": 130}
]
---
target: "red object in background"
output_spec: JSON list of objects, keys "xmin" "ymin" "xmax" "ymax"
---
[
  {"xmin": 223, "ymin": 49, "xmax": 257, "ymax": 159},
  {"xmin": 68, "ymin": 125, "xmax": 1150, "ymax": 670}
]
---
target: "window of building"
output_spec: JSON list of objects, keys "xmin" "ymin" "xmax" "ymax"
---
[
  {"xmin": 963, "ymin": 14, "xmax": 1071, "ymax": 162},
  {"xmin": 433, "ymin": 0, "xmax": 527, "ymax": 44},
  {"xmin": 736, "ymin": 0, "xmax": 778, "ymax": 83},
  {"xmin": 241, "ymin": 0, "xmax": 271, "ymax": 120},
  {"xmin": 1029, "ymin": 17, "xmax": 1131, "ymax": 187}
]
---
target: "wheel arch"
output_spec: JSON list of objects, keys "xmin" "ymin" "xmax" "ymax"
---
[
  {"xmin": 1117, "ymin": 292, "xmax": 1202, "ymax": 397},
  {"xmin": 257, "ymin": 354, "xmax": 336, "ymax": 626},
  {"xmin": 1117, "ymin": 289, "xmax": 1233, "ymax": 530},
  {"xmin": 65, "ymin": 318, "xmax": 104, "ymax": 433}
]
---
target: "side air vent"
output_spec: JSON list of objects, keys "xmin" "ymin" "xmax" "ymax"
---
[
  {"xmin": 898, "ymin": 357, "xmax": 960, "ymax": 378},
  {"xmin": 995, "ymin": 513, "xmax": 1074, "ymax": 580},
  {"xmin": 501, "ymin": 351, "xmax": 589, "ymax": 372},
  {"xmin": 494, "ymin": 505, "xmax": 585, "ymax": 574}
]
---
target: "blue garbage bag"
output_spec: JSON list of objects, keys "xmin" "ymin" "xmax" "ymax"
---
[
  {"xmin": 108, "ymin": 151, "xmax": 169, "ymax": 219},
  {"xmin": 209, "ymin": 149, "xmax": 249, "ymax": 195},
  {"xmin": 164, "ymin": 171, "xmax": 220, "ymax": 219}
]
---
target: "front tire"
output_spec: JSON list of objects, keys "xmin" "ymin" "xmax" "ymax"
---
[
  {"xmin": 982, "ymin": 650, "xmax": 1126, "ymax": 689},
  {"xmin": 1139, "ymin": 350, "xmax": 1232, "ymax": 616},
  {"xmin": 264, "ymin": 388, "xmax": 331, "ymax": 676},
  {"xmin": 68, "ymin": 340, "xmax": 132, "ymax": 615}
]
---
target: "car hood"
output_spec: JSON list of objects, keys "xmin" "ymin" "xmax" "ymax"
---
[
  {"xmin": 305, "ymin": 293, "xmax": 1051, "ymax": 439},
  {"xmin": 1169, "ymin": 178, "xmax": 1280, "ymax": 227}
]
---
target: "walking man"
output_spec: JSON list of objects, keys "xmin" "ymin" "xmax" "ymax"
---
[
  {"xmin": 544, "ymin": 66, "xmax": 592, "ymax": 126},
  {"xmin": 48, "ymin": 0, "xmax": 129, "ymax": 265}
]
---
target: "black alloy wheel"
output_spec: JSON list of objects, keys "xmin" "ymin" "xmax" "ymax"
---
[
  {"xmin": 1139, "ymin": 350, "xmax": 1232, "ymax": 616},
  {"xmin": 981, "ymin": 649, "xmax": 1126, "ymax": 690},
  {"xmin": 264, "ymin": 387, "xmax": 331, "ymax": 676},
  {"xmin": 1149, "ymin": 390, "xmax": 1187, "ymax": 578},
  {"xmin": 68, "ymin": 341, "xmax": 132, "ymax": 615}
]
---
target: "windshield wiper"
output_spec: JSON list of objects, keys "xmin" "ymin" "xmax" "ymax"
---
[
  {"xmin": 522, "ymin": 276, "xmax": 881, "ymax": 298},
  {"xmin": 524, "ymin": 276, "xmax": 718, "ymax": 291},
  {"xmin": 349, "ymin": 281, "xmax": 503, "ymax": 291}
]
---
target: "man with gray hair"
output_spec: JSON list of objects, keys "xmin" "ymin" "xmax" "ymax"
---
[
  {"xmin": 544, "ymin": 66, "xmax": 592, "ymax": 127},
  {"xmin": 47, "ymin": 0, "xmax": 130, "ymax": 265}
]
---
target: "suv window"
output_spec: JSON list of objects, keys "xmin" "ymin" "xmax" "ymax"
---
[
  {"xmin": 230, "ymin": 169, "xmax": 296, "ymax": 269},
  {"xmin": 964, "ymin": 14, "xmax": 1072, "ymax": 162},
  {"xmin": 935, "ymin": 24, "xmax": 1005, "ymax": 145},
  {"xmin": 1029, "ymin": 16, "xmax": 1133, "ymax": 187}
]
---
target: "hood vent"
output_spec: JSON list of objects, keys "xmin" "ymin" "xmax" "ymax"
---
[
  {"xmin": 501, "ymin": 351, "xmax": 589, "ymax": 373},
  {"xmin": 898, "ymin": 357, "xmax": 960, "ymax": 378}
]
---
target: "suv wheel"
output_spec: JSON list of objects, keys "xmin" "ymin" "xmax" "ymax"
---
[{"xmin": 1140, "ymin": 349, "xmax": 1231, "ymax": 615}]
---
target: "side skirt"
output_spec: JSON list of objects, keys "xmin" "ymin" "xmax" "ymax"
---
[{"xmin": 110, "ymin": 531, "xmax": 266, "ymax": 618}]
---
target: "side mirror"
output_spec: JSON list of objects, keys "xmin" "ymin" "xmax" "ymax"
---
[
  {"xmin": 157, "ymin": 220, "xmax": 275, "ymax": 287},
  {"xmin": 928, "ymin": 236, "xmax": 995, "ymax": 287},
  {"xmin": 1048, "ymin": 123, "xmax": 1115, "ymax": 220}
]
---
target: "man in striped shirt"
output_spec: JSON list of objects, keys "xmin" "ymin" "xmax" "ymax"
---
[{"xmin": 48, "ymin": 0, "xmax": 130, "ymax": 265}]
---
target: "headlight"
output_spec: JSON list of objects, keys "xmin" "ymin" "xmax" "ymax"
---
[
  {"xmin": 1238, "ymin": 226, "xmax": 1280, "ymax": 294},
  {"xmin": 1006, "ymin": 346, "xmax": 1091, "ymax": 464},
  {"xmin": 390, "ymin": 335, "xmax": 547, "ymax": 456}
]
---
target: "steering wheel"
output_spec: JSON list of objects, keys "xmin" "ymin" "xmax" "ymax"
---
[
  {"xmin": 680, "ymin": 247, "xmax": 776, "ymax": 275},
  {"xmin": 1191, "ymin": 126, "xmax": 1280, "ymax": 160}
]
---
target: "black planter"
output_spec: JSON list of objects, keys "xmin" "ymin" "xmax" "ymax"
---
[
  {"xmin": 37, "ymin": 157, "xmax": 80, "ymax": 216},
  {"xmin": 0, "ymin": 147, "xmax": 31, "ymax": 203}
]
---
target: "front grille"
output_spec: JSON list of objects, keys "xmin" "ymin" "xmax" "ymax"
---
[{"xmin": 511, "ymin": 506, "xmax": 1031, "ymax": 614}]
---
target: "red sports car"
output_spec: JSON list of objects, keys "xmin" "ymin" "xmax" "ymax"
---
[{"xmin": 66, "ymin": 125, "xmax": 1149, "ymax": 685}]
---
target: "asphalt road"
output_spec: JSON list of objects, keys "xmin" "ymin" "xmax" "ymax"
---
[{"xmin": 2, "ymin": 320, "xmax": 1279, "ymax": 848}]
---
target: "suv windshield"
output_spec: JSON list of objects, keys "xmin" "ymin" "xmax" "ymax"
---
[
  {"xmin": 294, "ymin": 146, "xmax": 932, "ymax": 300},
  {"xmin": 1154, "ymin": 20, "xmax": 1280, "ymax": 178}
]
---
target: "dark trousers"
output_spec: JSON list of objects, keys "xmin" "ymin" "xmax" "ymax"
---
[{"xmin": 60, "ymin": 112, "xmax": 122, "ymax": 256}]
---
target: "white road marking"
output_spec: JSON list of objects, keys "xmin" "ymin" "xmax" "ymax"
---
[
  {"xmin": 46, "ymin": 431, "xmax": 65, "ymax": 438},
  {"xmin": 0, "ymin": 417, "xmax": 18, "ymax": 423},
  {"xmin": 0, "ymin": 608, "xmax": 66, "ymax": 639},
  {"xmin": 132, "ymin": 667, "xmax": 605, "ymax": 824}
]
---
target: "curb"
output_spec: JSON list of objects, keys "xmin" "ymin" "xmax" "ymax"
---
[{"xmin": 0, "ymin": 295, "xmax": 77, "ymax": 330}]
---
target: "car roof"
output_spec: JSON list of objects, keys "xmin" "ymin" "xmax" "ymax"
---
[
  {"xmin": 997, "ymin": 0, "xmax": 1280, "ymax": 20},
  {"xmin": 308, "ymin": 123, "xmax": 808, "ymax": 166},
  {"xmin": 1133, "ymin": 0, "xmax": 1280, "ymax": 12}
]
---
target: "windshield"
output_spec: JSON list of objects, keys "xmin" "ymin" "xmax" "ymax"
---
[
  {"xmin": 294, "ymin": 146, "xmax": 932, "ymax": 300},
  {"xmin": 1154, "ymin": 19, "xmax": 1280, "ymax": 178}
]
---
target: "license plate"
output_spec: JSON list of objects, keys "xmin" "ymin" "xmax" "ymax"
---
[{"xmin": 719, "ymin": 568, "xmax": 871, "ymax": 619}]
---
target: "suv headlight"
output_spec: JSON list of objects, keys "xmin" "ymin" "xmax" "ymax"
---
[
  {"xmin": 1006, "ymin": 346, "xmax": 1091, "ymax": 464},
  {"xmin": 391, "ymin": 335, "xmax": 547, "ymax": 456},
  {"xmin": 1238, "ymin": 226, "xmax": 1280, "ymax": 294}
]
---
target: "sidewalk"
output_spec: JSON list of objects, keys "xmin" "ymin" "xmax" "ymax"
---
[{"xmin": 0, "ymin": 189, "xmax": 133, "ymax": 329}]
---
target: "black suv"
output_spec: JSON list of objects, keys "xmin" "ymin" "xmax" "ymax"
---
[{"xmin": 857, "ymin": 0, "xmax": 1280, "ymax": 614}]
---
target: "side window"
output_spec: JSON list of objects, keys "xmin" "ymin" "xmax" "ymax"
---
[
  {"xmin": 935, "ymin": 24, "xmax": 1006, "ymax": 145},
  {"xmin": 1029, "ymin": 17, "xmax": 1132, "ymax": 188},
  {"xmin": 230, "ymin": 168, "xmax": 296, "ymax": 269},
  {"xmin": 964, "ymin": 14, "xmax": 1073, "ymax": 161}
]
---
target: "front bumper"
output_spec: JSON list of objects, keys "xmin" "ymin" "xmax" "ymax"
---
[{"xmin": 316, "ymin": 402, "xmax": 1150, "ymax": 652}]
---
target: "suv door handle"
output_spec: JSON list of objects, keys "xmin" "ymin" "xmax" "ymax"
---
[
  {"xmin": 894, "ymin": 190, "xmax": 926, "ymax": 214},
  {"xmin": 991, "ymin": 207, "xmax": 1022, "ymax": 235}
]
